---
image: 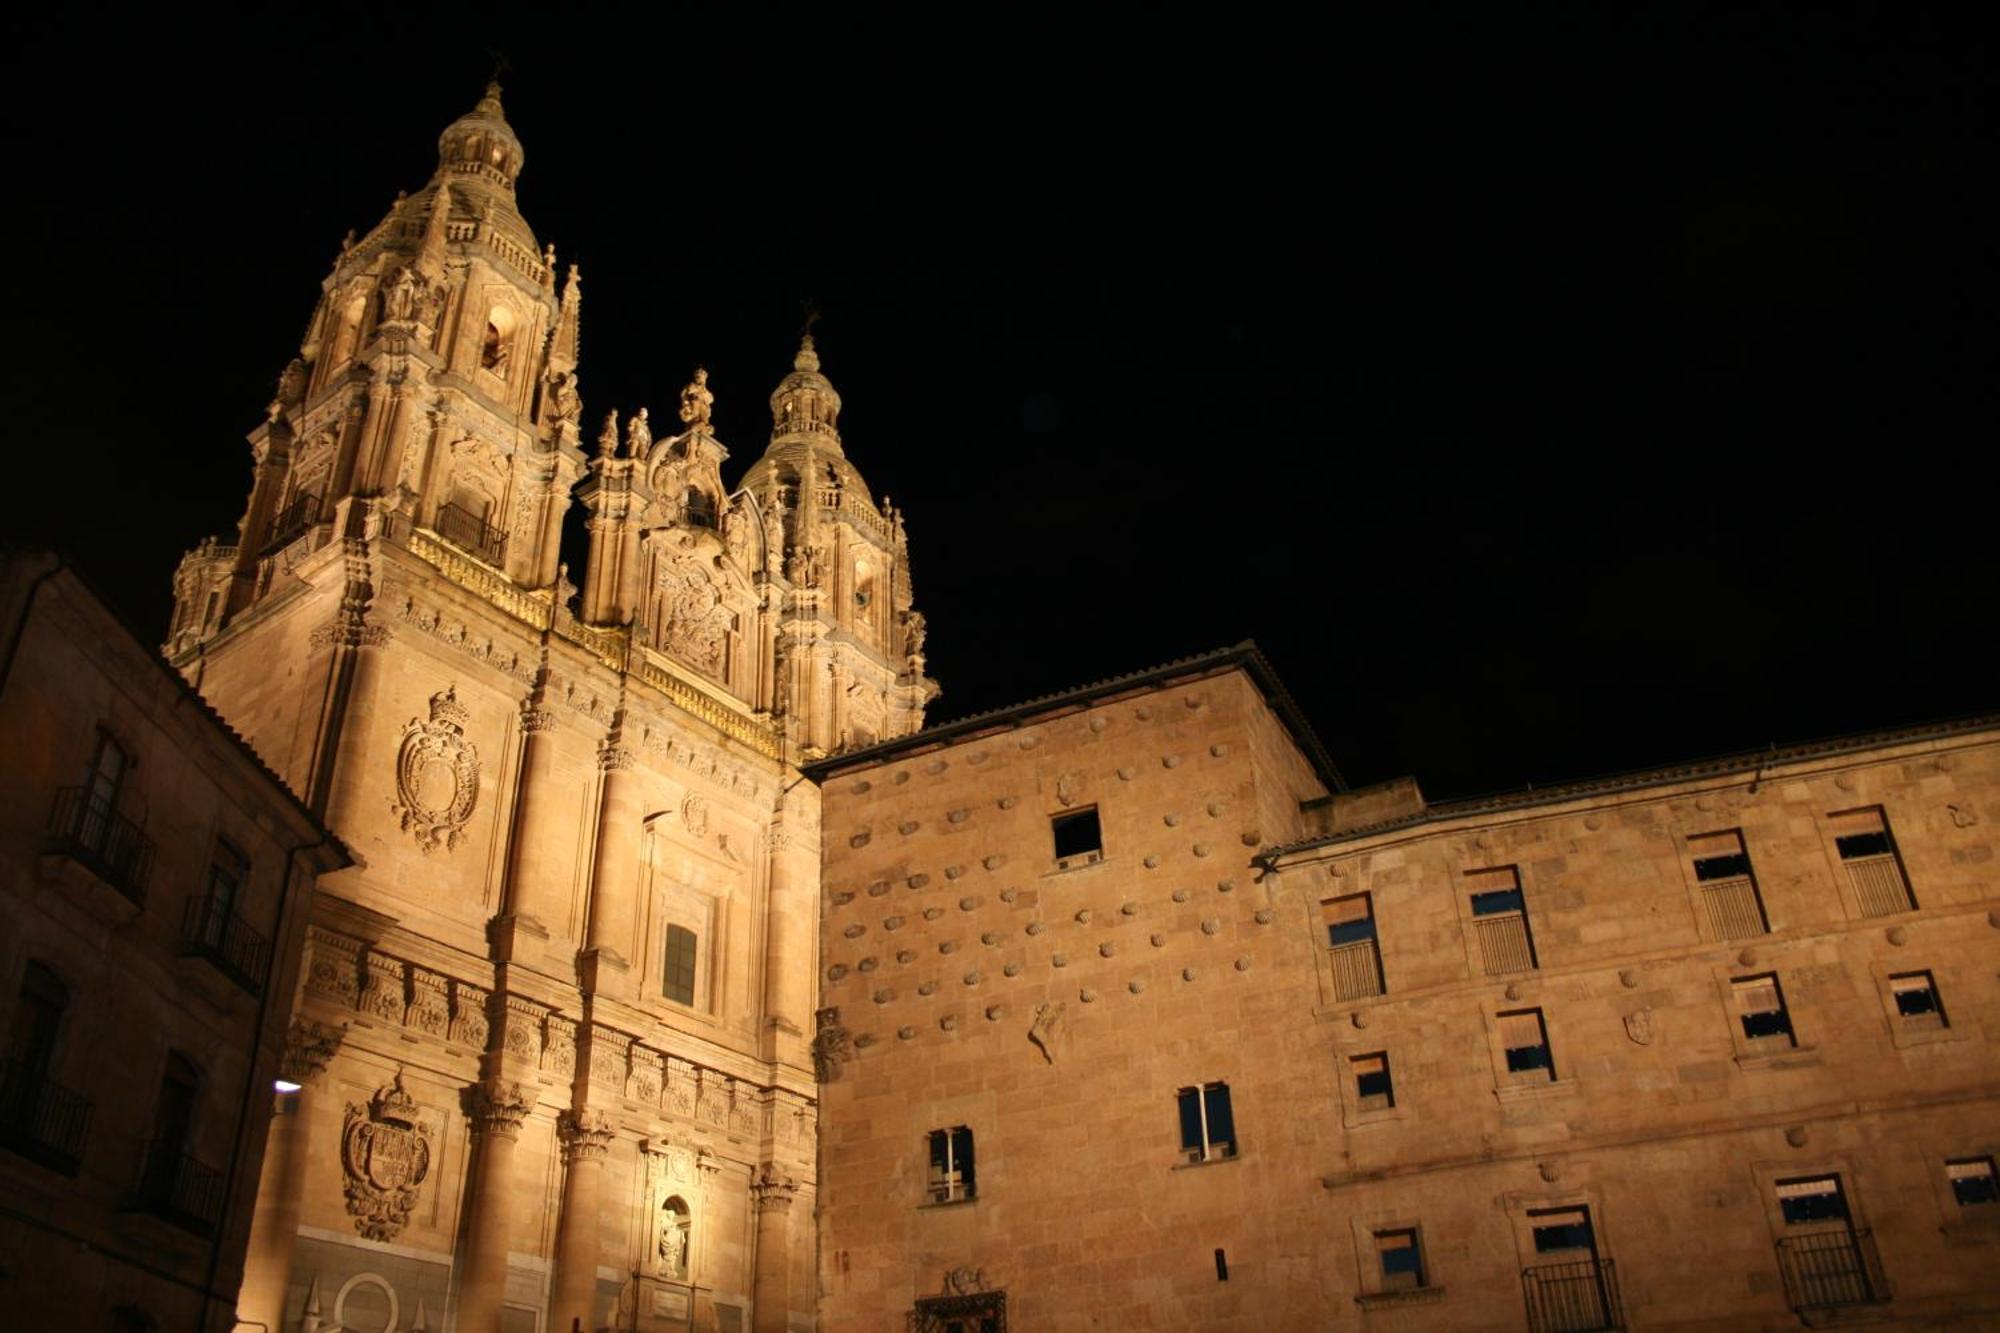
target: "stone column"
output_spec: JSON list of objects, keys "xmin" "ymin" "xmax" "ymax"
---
[
  {"xmin": 237, "ymin": 1020, "xmax": 345, "ymax": 1333},
  {"xmin": 760, "ymin": 818, "xmax": 813, "ymax": 1062},
  {"xmin": 454, "ymin": 1079, "xmax": 535, "ymax": 1333},
  {"xmin": 749, "ymin": 1165, "xmax": 799, "ymax": 1333},
  {"xmin": 582, "ymin": 737, "xmax": 641, "ymax": 999},
  {"xmin": 497, "ymin": 699, "xmax": 563, "ymax": 955},
  {"xmin": 550, "ymin": 1108, "xmax": 616, "ymax": 1332}
]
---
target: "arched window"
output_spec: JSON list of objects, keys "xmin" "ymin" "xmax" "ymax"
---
[
  {"xmin": 663, "ymin": 925, "xmax": 698, "ymax": 1007},
  {"xmin": 660, "ymin": 1195, "xmax": 692, "ymax": 1279}
]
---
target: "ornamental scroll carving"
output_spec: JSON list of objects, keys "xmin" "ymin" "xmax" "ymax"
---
[
  {"xmin": 654, "ymin": 550, "xmax": 732, "ymax": 676},
  {"xmin": 341, "ymin": 1074, "xmax": 434, "ymax": 1241},
  {"xmin": 391, "ymin": 686, "xmax": 480, "ymax": 853}
]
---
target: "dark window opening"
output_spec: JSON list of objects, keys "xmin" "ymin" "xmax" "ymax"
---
[
  {"xmin": 1530, "ymin": 1208, "xmax": 1598, "ymax": 1255},
  {"xmin": 1836, "ymin": 831, "xmax": 1893, "ymax": 860},
  {"xmin": 1377, "ymin": 1228, "xmax": 1424, "ymax": 1288},
  {"xmin": 1470, "ymin": 887, "xmax": 1525, "ymax": 916},
  {"xmin": 1214, "ymin": 1248, "xmax": 1228, "ymax": 1281},
  {"xmin": 1733, "ymin": 974, "xmax": 1796, "ymax": 1045},
  {"xmin": 1948, "ymin": 1158, "xmax": 1998, "ymax": 1207},
  {"xmin": 1742, "ymin": 1009, "xmax": 1794, "ymax": 1040},
  {"xmin": 663, "ymin": 925, "xmax": 698, "ymax": 1006},
  {"xmin": 1778, "ymin": 1177, "xmax": 1849, "ymax": 1226},
  {"xmin": 1499, "ymin": 1009, "xmax": 1555, "ymax": 1080},
  {"xmin": 927, "ymin": 1126, "xmax": 975, "ymax": 1203},
  {"xmin": 1178, "ymin": 1083, "xmax": 1236, "ymax": 1162},
  {"xmin": 1051, "ymin": 808, "xmax": 1102, "ymax": 864},
  {"xmin": 1353, "ymin": 1053, "xmax": 1394, "ymax": 1110},
  {"xmin": 1325, "ymin": 893, "xmax": 1377, "ymax": 947},
  {"xmin": 685, "ymin": 489, "xmax": 716, "ymax": 527},
  {"xmin": 1694, "ymin": 851, "xmax": 1752, "ymax": 881},
  {"xmin": 1891, "ymin": 972, "xmax": 1943, "ymax": 1022}
]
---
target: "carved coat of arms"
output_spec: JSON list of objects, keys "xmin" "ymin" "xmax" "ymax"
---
[
  {"xmin": 654, "ymin": 552, "xmax": 732, "ymax": 675},
  {"xmin": 391, "ymin": 687, "xmax": 479, "ymax": 853},
  {"xmin": 1623, "ymin": 1006, "xmax": 1657, "ymax": 1046},
  {"xmin": 342, "ymin": 1074, "xmax": 433, "ymax": 1241}
]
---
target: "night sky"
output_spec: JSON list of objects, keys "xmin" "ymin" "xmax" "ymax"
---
[{"xmin": 4, "ymin": 9, "xmax": 1992, "ymax": 797}]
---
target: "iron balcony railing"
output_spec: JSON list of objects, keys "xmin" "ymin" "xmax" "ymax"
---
[
  {"xmin": 1777, "ymin": 1229, "xmax": 1888, "ymax": 1313},
  {"xmin": 1522, "ymin": 1257, "xmax": 1623, "ymax": 1332},
  {"xmin": 45, "ymin": 787, "xmax": 154, "ymax": 903},
  {"xmin": 263, "ymin": 491, "xmax": 322, "ymax": 553},
  {"xmin": 178, "ymin": 894, "xmax": 272, "ymax": 995},
  {"xmin": 1846, "ymin": 855, "xmax": 1914, "ymax": 917},
  {"xmin": 435, "ymin": 501, "xmax": 508, "ymax": 565},
  {"xmin": 1700, "ymin": 875, "xmax": 1769, "ymax": 939},
  {"xmin": 1474, "ymin": 912, "xmax": 1537, "ymax": 975},
  {"xmin": 133, "ymin": 1138, "xmax": 225, "ymax": 1235},
  {"xmin": 1328, "ymin": 939, "xmax": 1385, "ymax": 1001},
  {"xmin": 0, "ymin": 1056, "xmax": 93, "ymax": 1175}
]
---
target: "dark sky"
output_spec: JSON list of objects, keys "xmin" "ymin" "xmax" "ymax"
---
[{"xmin": 3, "ymin": 8, "xmax": 1992, "ymax": 797}]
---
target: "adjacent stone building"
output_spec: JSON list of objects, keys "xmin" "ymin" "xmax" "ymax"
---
[
  {"xmin": 0, "ymin": 552, "xmax": 349, "ymax": 1331},
  {"xmin": 809, "ymin": 643, "xmax": 2000, "ymax": 1331},
  {"xmin": 157, "ymin": 86, "xmax": 933, "ymax": 1333}
]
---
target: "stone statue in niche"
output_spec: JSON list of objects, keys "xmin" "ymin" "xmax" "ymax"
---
[
  {"xmin": 659, "ymin": 1196, "xmax": 692, "ymax": 1278},
  {"xmin": 762, "ymin": 499, "xmax": 786, "ymax": 573},
  {"xmin": 380, "ymin": 265, "xmax": 419, "ymax": 321},
  {"xmin": 723, "ymin": 498, "xmax": 751, "ymax": 565},
  {"xmin": 788, "ymin": 543, "xmax": 824, "ymax": 589},
  {"xmin": 390, "ymin": 687, "xmax": 480, "ymax": 854},
  {"xmin": 546, "ymin": 369, "xmax": 581, "ymax": 425},
  {"xmin": 813, "ymin": 1006, "xmax": 852, "ymax": 1082},
  {"xmin": 678, "ymin": 366, "xmax": 714, "ymax": 429}
]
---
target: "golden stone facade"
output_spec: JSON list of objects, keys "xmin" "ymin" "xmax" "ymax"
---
[{"xmin": 23, "ymin": 78, "xmax": 1974, "ymax": 1333}]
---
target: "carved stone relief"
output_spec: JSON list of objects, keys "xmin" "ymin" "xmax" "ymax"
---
[
  {"xmin": 390, "ymin": 686, "xmax": 480, "ymax": 853},
  {"xmin": 341, "ymin": 1074, "xmax": 434, "ymax": 1241}
]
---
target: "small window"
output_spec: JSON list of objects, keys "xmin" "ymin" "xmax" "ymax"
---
[
  {"xmin": 1498, "ymin": 1008, "xmax": 1555, "ymax": 1083},
  {"xmin": 1470, "ymin": 886, "xmax": 1526, "ymax": 916},
  {"xmin": 1831, "ymin": 807, "xmax": 1915, "ymax": 915},
  {"xmin": 1732, "ymin": 974, "xmax": 1796, "ymax": 1045},
  {"xmin": 1323, "ymin": 893, "xmax": 1377, "ymax": 947},
  {"xmin": 1467, "ymin": 867, "xmax": 1537, "ymax": 974},
  {"xmin": 1374, "ymin": 1227, "xmax": 1425, "ymax": 1290},
  {"xmin": 1889, "ymin": 971, "xmax": 1947, "ymax": 1029},
  {"xmin": 1177, "ymin": 1082, "xmax": 1236, "ymax": 1163},
  {"xmin": 206, "ymin": 839, "xmax": 249, "ymax": 918},
  {"xmin": 1689, "ymin": 830, "xmax": 1770, "ymax": 938},
  {"xmin": 1777, "ymin": 1175, "xmax": 1849, "ymax": 1226},
  {"xmin": 1322, "ymin": 894, "xmax": 1385, "ymax": 1000},
  {"xmin": 9, "ymin": 961, "xmax": 70, "ymax": 1076},
  {"xmin": 1947, "ymin": 1158, "xmax": 1999, "ymax": 1208},
  {"xmin": 1352, "ymin": 1052, "xmax": 1394, "ymax": 1112},
  {"xmin": 926, "ymin": 1126, "xmax": 975, "ymax": 1203},
  {"xmin": 1051, "ymin": 807, "xmax": 1103, "ymax": 868},
  {"xmin": 663, "ymin": 925, "xmax": 698, "ymax": 1006},
  {"xmin": 1529, "ymin": 1206, "xmax": 1598, "ymax": 1255}
]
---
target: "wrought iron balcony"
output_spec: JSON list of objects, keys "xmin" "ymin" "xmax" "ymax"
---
[
  {"xmin": 177, "ymin": 894, "xmax": 271, "ymax": 995},
  {"xmin": 0, "ymin": 1056, "xmax": 92, "ymax": 1175},
  {"xmin": 1327, "ymin": 938, "xmax": 1385, "ymax": 1001},
  {"xmin": 1777, "ymin": 1229, "xmax": 1888, "ymax": 1313},
  {"xmin": 263, "ymin": 491, "xmax": 322, "ymax": 553},
  {"xmin": 1522, "ymin": 1257, "xmax": 1623, "ymax": 1332},
  {"xmin": 435, "ymin": 501, "xmax": 508, "ymax": 565},
  {"xmin": 132, "ymin": 1138, "xmax": 225, "ymax": 1235},
  {"xmin": 45, "ymin": 787, "xmax": 154, "ymax": 903}
]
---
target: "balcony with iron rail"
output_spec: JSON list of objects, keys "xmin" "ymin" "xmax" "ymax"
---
[
  {"xmin": 0, "ymin": 1056, "xmax": 93, "ymax": 1176},
  {"xmin": 44, "ymin": 787, "xmax": 154, "ymax": 905},
  {"xmin": 1522, "ymin": 1257, "xmax": 1623, "ymax": 1332},
  {"xmin": 176, "ymin": 894, "xmax": 272, "ymax": 996},
  {"xmin": 1327, "ymin": 939, "xmax": 1384, "ymax": 1002},
  {"xmin": 433, "ymin": 501, "xmax": 509, "ymax": 566},
  {"xmin": 1777, "ymin": 1229, "xmax": 1888, "ymax": 1317},
  {"xmin": 261, "ymin": 491, "xmax": 323, "ymax": 554},
  {"xmin": 131, "ymin": 1138, "xmax": 225, "ymax": 1236}
]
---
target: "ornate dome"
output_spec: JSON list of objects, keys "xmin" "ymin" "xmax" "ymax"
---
[
  {"xmin": 437, "ymin": 82, "xmax": 525, "ymax": 192},
  {"xmin": 768, "ymin": 334, "xmax": 843, "ymax": 445}
]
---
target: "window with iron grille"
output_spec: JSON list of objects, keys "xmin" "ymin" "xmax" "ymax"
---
[
  {"xmin": 1177, "ymin": 1082, "xmax": 1236, "ymax": 1163},
  {"xmin": 926, "ymin": 1126, "xmax": 976, "ymax": 1203},
  {"xmin": 663, "ymin": 925, "xmax": 698, "ymax": 1006}
]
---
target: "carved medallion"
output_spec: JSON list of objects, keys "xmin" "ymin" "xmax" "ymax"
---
[
  {"xmin": 341, "ymin": 1074, "xmax": 433, "ymax": 1241},
  {"xmin": 1623, "ymin": 1006, "xmax": 1656, "ymax": 1046},
  {"xmin": 391, "ymin": 687, "xmax": 479, "ymax": 854}
]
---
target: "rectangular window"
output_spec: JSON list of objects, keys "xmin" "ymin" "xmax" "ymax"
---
[
  {"xmin": 1351, "ymin": 1052, "xmax": 1394, "ymax": 1112},
  {"xmin": 1689, "ymin": 830, "xmax": 1770, "ymax": 938},
  {"xmin": 1051, "ymin": 808, "xmax": 1103, "ymax": 868},
  {"xmin": 926, "ymin": 1126, "xmax": 975, "ymax": 1203},
  {"xmin": 1732, "ymin": 973, "xmax": 1796, "ymax": 1045},
  {"xmin": 1374, "ymin": 1228, "xmax": 1425, "ymax": 1290},
  {"xmin": 1177, "ymin": 1082, "xmax": 1236, "ymax": 1163},
  {"xmin": 1889, "ymin": 971, "xmax": 1947, "ymax": 1029},
  {"xmin": 206, "ymin": 839, "xmax": 249, "ymax": 915},
  {"xmin": 1777, "ymin": 1175, "xmax": 1849, "ymax": 1226},
  {"xmin": 1467, "ymin": 867, "xmax": 1537, "ymax": 974},
  {"xmin": 1947, "ymin": 1157, "xmax": 1999, "ymax": 1208},
  {"xmin": 1322, "ymin": 894, "xmax": 1384, "ymax": 1000},
  {"xmin": 1529, "ymin": 1206, "xmax": 1598, "ymax": 1255},
  {"xmin": 1498, "ymin": 1008, "xmax": 1555, "ymax": 1083},
  {"xmin": 663, "ymin": 924, "xmax": 698, "ymax": 1006},
  {"xmin": 1831, "ymin": 807, "xmax": 1915, "ymax": 915}
]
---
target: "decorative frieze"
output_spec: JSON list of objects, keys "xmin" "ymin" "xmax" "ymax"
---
[
  {"xmin": 404, "ymin": 967, "xmax": 450, "ymax": 1038},
  {"xmin": 588, "ymin": 1024, "xmax": 633, "ymax": 1088},
  {"xmin": 304, "ymin": 928, "xmax": 362, "ymax": 1007},
  {"xmin": 450, "ymin": 980, "xmax": 490, "ymax": 1050},
  {"xmin": 358, "ymin": 952, "xmax": 406, "ymax": 1024},
  {"xmin": 500, "ymin": 996, "xmax": 545, "ymax": 1063},
  {"xmin": 543, "ymin": 1014, "xmax": 577, "ymax": 1076},
  {"xmin": 393, "ymin": 593, "xmax": 537, "ymax": 684},
  {"xmin": 629, "ymin": 1045, "xmax": 664, "ymax": 1105}
]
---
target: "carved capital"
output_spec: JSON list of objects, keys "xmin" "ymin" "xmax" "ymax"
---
[
  {"xmin": 520, "ymin": 706, "xmax": 558, "ymax": 735},
  {"xmin": 557, "ymin": 1107, "xmax": 617, "ymax": 1163},
  {"xmin": 466, "ymin": 1079, "xmax": 534, "ymax": 1139},
  {"xmin": 750, "ymin": 1162, "xmax": 799, "ymax": 1213},
  {"xmin": 281, "ymin": 1018, "xmax": 347, "ymax": 1086},
  {"xmin": 599, "ymin": 744, "xmax": 637, "ymax": 772}
]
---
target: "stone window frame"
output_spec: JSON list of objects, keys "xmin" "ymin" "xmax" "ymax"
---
[
  {"xmin": 642, "ymin": 873, "xmax": 723, "ymax": 1022},
  {"xmin": 1747, "ymin": 1154, "xmax": 1874, "ymax": 1244},
  {"xmin": 1337, "ymin": 1047, "xmax": 1405, "ymax": 1130},
  {"xmin": 1812, "ymin": 803, "xmax": 1920, "ymax": 923},
  {"xmin": 1920, "ymin": 1141, "xmax": 2000, "ymax": 1243},
  {"xmin": 1347, "ymin": 1211, "xmax": 1446, "ymax": 1309},
  {"xmin": 1483, "ymin": 1002, "xmax": 1575, "ymax": 1102},
  {"xmin": 1500, "ymin": 1185, "xmax": 1618, "ymax": 1277},
  {"xmin": 1048, "ymin": 804, "xmax": 1106, "ymax": 874},
  {"xmin": 1674, "ymin": 826, "xmax": 1776, "ymax": 941},
  {"xmin": 923, "ymin": 1125, "xmax": 977, "ymax": 1207},
  {"xmin": 1869, "ymin": 961, "xmax": 1966, "ymax": 1050},
  {"xmin": 1173, "ymin": 1080, "xmax": 1241, "ymax": 1168},
  {"xmin": 1711, "ymin": 964, "xmax": 1820, "ymax": 1070},
  {"xmin": 1453, "ymin": 864, "xmax": 1542, "ymax": 979}
]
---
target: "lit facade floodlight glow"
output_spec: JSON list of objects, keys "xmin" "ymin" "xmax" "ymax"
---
[{"xmin": 274, "ymin": 1079, "xmax": 303, "ymax": 1093}]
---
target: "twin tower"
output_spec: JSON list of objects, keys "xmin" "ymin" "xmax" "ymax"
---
[{"xmin": 163, "ymin": 85, "xmax": 933, "ymax": 1332}]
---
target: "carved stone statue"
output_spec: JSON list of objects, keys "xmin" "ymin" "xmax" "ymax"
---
[
  {"xmin": 546, "ymin": 370, "xmax": 581, "ymax": 424},
  {"xmin": 788, "ymin": 543, "xmax": 823, "ymax": 589},
  {"xmin": 723, "ymin": 497, "xmax": 751, "ymax": 564},
  {"xmin": 598, "ymin": 410, "xmax": 620, "ymax": 457},
  {"xmin": 678, "ymin": 367, "xmax": 714, "ymax": 429},
  {"xmin": 381, "ymin": 266, "xmax": 419, "ymax": 321},
  {"xmin": 626, "ymin": 406, "xmax": 652, "ymax": 458},
  {"xmin": 903, "ymin": 610, "xmax": 927, "ymax": 659},
  {"xmin": 762, "ymin": 498, "xmax": 786, "ymax": 572}
]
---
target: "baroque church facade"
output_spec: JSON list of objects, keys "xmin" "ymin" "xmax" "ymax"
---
[
  {"xmin": 121, "ymin": 82, "xmax": 1998, "ymax": 1333},
  {"xmin": 165, "ymin": 84, "xmax": 930, "ymax": 1333}
]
